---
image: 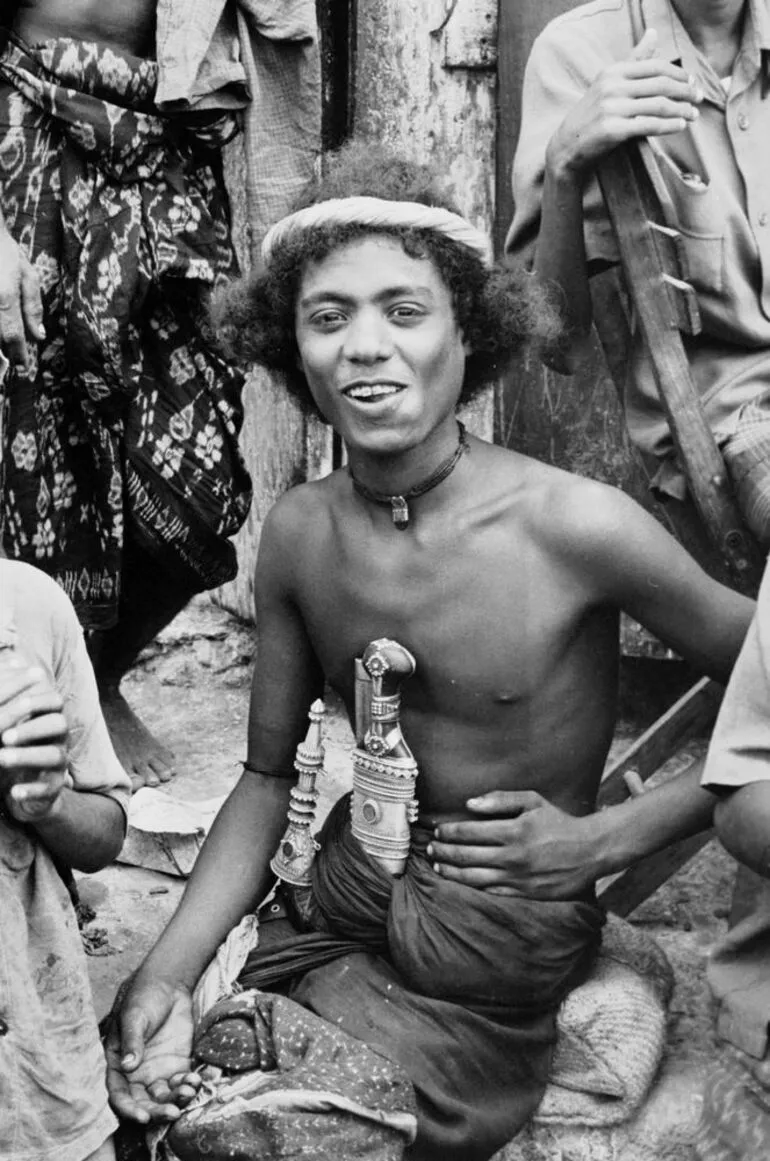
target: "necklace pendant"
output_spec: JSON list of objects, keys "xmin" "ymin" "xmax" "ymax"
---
[{"xmin": 390, "ymin": 496, "xmax": 409, "ymax": 529}]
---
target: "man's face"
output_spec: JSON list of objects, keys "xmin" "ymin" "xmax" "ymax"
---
[{"xmin": 295, "ymin": 235, "xmax": 469, "ymax": 456}]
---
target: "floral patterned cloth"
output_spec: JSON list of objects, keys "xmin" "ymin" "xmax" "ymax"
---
[{"xmin": 0, "ymin": 36, "xmax": 252, "ymax": 628}]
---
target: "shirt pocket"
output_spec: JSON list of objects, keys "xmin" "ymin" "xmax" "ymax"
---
[{"xmin": 666, "ymin": 172, "xmax": 725, "ymax": 295}]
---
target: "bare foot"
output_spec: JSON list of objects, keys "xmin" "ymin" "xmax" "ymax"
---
[{"xmin": 100, "ymin": 688, "xmax": 176, "ymax": 790}]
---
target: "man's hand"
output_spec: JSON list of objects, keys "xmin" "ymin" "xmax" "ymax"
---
[
  {"xmin": 428, "ymin": 790, "xmax": 605, "ymax": 900},
  {"xmin": 547, "ymin": 29, "xmax": 703, "ymax": 180},
  {"xmin": 0, "ymin": 228, "xmax": 45, "ymax": 372},
  {"xmin": 0, "ymin": 664, "xmax": 68, "ymax": 823},
  {"xmin": 106, "ymin": 974, "xmax": 199, "ymax": 1124}
]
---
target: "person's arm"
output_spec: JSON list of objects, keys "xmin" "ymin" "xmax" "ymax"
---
[
  {"xmin": 513, "ymin": 28, "xmax": 701, "ymax": 373},
  {"xmin": 0, "ymin": 664, "xmax": 125, "ymax": 871},
  {"xmin": 430, "ymin": 482, "xmax": 753, "ymax": 896},
  {"xmin": 575, "ymin": 483, "xmax": 754, "ymax": 683},
  {"xmin": 714, "ymin": 783, "xmax": 770, "ymax": 877},
  {"xmin": 429, "ymin": 763, "xmax": 715, "ymax": 898},
  {"xmin": 108, "ymin": 498, "xmax": 324, "ymax": 1122},
  {"xmin": 698, "ymin": 573, "xmax": 770, "ymax": 876}
]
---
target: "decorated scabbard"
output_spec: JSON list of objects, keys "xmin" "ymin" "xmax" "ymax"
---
[
  {"xmin": 350, "ymin": 638, "xmax": 419, "ymax": 876},
  {"xmin": 269, "ymin": 698, "xmax": 326, "ymax": 887}
]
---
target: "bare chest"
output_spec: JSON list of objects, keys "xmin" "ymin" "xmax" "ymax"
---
[{"xmin": 298, "ymin": 518, "xmax": 602, "ymax": 716}]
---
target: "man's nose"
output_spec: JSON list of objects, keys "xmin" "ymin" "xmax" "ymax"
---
[{"xmin": 342, "ymin": 310, "xmax": 392, "ymax": 362}]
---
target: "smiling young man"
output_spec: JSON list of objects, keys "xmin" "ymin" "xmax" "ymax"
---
[{"xmin": 107, "ymin": 144, "xmax": 755, "ymax": 1161}]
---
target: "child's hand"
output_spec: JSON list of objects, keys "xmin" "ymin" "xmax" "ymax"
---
[{"xmin": 0, "ymin": 662, "xmax": 68, "ymax": 822}]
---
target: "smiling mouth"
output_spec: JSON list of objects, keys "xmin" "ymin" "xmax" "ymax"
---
[{"xmin": 342, "ymin": 382, "xmax": 405, "ymax": 402}]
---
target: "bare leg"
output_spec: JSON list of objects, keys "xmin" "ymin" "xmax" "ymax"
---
[{"xmin": 92, "ymin": 536, "xmax": 197, "ymax": 791}]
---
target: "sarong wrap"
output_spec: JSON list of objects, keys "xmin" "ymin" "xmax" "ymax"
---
[
  {"xmin": 694, "ymin": 1043, "xmax": 770, "ymax": 1161},
  {"xmin": 0, "ymin": 36, "xmax": 252, "ymax": 627},
  {"xmin": 172, "ymin": 793, "xmax": 605, "ymax": 1161},
  {"xmin": 723, "ymin": 393, "xmax": 770, "ymax": 551}
]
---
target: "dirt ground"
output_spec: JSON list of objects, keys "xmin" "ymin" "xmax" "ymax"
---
[{"xmin": 80, "ymin": 596, "xmax": 735, "ymax": 1160}]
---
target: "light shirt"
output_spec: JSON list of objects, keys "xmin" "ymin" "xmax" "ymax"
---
[
  {"xmin": 507, "ymin": 0, "xmax": 770, "ymax": 493},
  {"xmin": 701, "ymin": 562, "xmax": 770, "ymax": 1059},
  {"xmin": 155, "ymin": 0, "xmax": 320, "ymax": 250},
  {"xmin": 0, "ymin": 560, "xmax": 129, "ymax": 1161}
]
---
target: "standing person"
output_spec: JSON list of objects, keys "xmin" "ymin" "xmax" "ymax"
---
[
  {"xmin": 692, "ymin": 564, "xmax": 770, "ymax": 1160},
  {"xmin": 0, "ymin": 0, "xmax": 319, "ymax": 787},
  {"xmin": 0, "ymin": 555, "xmax": 131, "ymax": 1161},
  {"xmin": 507, "ymin": 0, "xmax": 770, "ymax": 548},
  {"xmin": 106, "ymin": 144, "xmax": 754, "ymax": 1161}
]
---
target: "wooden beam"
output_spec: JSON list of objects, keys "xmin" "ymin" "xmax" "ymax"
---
[
  {"xmin": 598, "ymin": 678, "xmax": 722, "ymax": 809},
  {"xmin": 598, "ymin": 830, "xmax": 714, "ymax": 917},
  {"xmin": 597, "ymin": 142, "xmax": 765, "ymax": 594}
]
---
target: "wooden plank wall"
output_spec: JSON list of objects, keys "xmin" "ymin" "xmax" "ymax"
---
[
  {"xmin": 351, "ymin": 0, "xmax": 499, "ymax": 440},
  {"xmin": 213, "ymin": 3, "xmax": 350, "ymax": 621}
]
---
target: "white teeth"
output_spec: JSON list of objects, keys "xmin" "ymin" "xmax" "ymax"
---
[{"xmin": 346, "ymin": 384, "xmax": 401, "ymax": 400}]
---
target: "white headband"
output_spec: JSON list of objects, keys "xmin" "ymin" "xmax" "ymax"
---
[{"xmin": 260, "ymin": 196, "xmax": 493, "ymax": 267}]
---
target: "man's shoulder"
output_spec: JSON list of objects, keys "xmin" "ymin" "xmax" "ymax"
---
[
  {"xmin": 541, "ymin": 0, "xmax": 628, "ymax": 35},
  {"xmin": 533, "ymin": 0, "xmax": 632, "ymax": 63},
  {"xmin": 496, "ymin": 451, "xmax": 645, "ymax": 547},
  {"xmin": 490, "ymin": 444, "xmax": 621, "ymax": 506},
  {"xmin": 0, "ymin": 559, "xmax": 77, "ymax": 631},
  {"xmin": 260, "ymin": 475, "xmax": 341, "ymax": 565},
  {"xmin": 267, "ymin": 475, "xmax": 339, "ymax": 529}
]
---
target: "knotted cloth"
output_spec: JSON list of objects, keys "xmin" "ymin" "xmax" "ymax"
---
[
  {"xmin": 0, "ymin": 35, "xmax": 251, "ymax": 625},
  {"xmin": 261, "ymin": 196, "xmax": 494, "ymax": 267},
  {"xmin": 182, "ymin": 794, "xmax": 604, "ymax": 1161}
]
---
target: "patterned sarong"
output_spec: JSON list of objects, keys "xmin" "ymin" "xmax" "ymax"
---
[
  {"xmin": 694, "ymin": 1044, "xmax": 770, "ymax": 1161},
  {"xmin": 0, "ymin": 36, "xmax": 252, "ymax": 628},
  {"xmin": 192, "ymin": 795, "xmax": 605, "ymax": 1161},
  {"xmin": 722, "ymin": 394, "xmax": 770, "ymax": 552}
]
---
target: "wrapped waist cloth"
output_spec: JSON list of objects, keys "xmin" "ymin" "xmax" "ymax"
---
[
  {"xmin": 0, "ymin": 35, "xmax": 251, "ymax": 626},
  {"xmin": 180, "ymin": 794, "xmax": 604, "ymax": 1161}
]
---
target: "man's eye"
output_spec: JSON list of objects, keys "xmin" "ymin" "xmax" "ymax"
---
[
  {"xmin": 311, "ymin": 311, "xmax": 345, "ymax": 329},
  {"xmin": 390, "ymin": 305, "xmax": 424, "ymax": 322}
]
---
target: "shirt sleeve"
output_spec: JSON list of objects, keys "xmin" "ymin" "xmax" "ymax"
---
[
  {"xmin": 505, "ymin": 22, "xmax": 621, "ymax": 272},
  {"xmin": 702, "ymin": 567, "xmax": 770, "ymax": 791},
  {"xmin": 47, "ymin": 587, "xmax": 131, "ymax": 820}
]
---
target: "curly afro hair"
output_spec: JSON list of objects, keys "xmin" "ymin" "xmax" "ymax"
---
[{"xmin": 209, "ymin": 141, "xmax": 562, "ymax": 414}]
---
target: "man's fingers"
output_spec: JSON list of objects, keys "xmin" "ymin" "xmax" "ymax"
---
[
  {"xmin": 148, "ymin": 1079, "xmax": 174, "ymax": 1104},
  {"xmin": 615, "ymin": 94, "xmax": 698, "ymax": 122},
  {"xmin": 119, "ymin": 1008, "xmax": 149, "ymax": 1072},
  {"xmin": 464, "ymin": 789, "xmax": 542, "ymax": 815},
  {"xmin": 428, "ymin": 839, "xmax": 509, "ymax": 867},
  {"xmin": 2, "ymin": 711, "xmax": 67, "ymax": 747},
  {"xmin": 108, "ymin": 1081, "xmax": 181, "ymax": 1125},
  {"xmin": 620, "ymin": 72, "xmax": 698, "ymax": 101},
  {"xmin": 0, "ymin": 288, "xmax": 29, "ymax": 369},
  {"xmin": 107, "ymin": 1088, "xmax": 151, "ymax": 1125},
  {"xmin": 169, "ymin": 1070, "xmax": 201, "ymax": 1089},
  {"xmin": 630, "ymin": 27, "xmax": 658, "ymax": 61},
  {"xmin": 20, "ymin": 261, "xmax": 45, "ymax": 341},
  {"xmin": 0, "ymin": 235, "xmax": 44, "ymax": 366},
  {"xmin": 173, "ymin": 1083, "xmax": 200, "ymax": 1107},
  {"xmin": 615, "ymin": 115, "xmax": 690, "ymax": 138},
  {"xmin": 431, "ymin": 863, "xmax": 508, "ymax": 890},
  {"xmin": 0, "ymin": 742, "xmax": 66, "ymax": 771}
]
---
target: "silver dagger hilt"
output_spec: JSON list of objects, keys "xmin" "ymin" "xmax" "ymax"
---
[
  {"xmin": 351, "ymin": 639, "xmax": 419, "ymax": 876},
  {"xmin": 270, "ymin": 698, "xmax": 326, "ymax": 887}
]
